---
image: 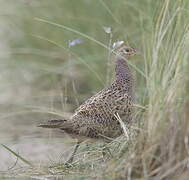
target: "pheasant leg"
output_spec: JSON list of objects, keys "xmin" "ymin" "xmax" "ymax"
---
[{"xmin": 66, "ymin": 141, "xmax": 80, "ymax": 164}]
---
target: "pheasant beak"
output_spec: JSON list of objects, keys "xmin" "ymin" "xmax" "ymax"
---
[
  {"xmin": 129, "ymin": 49, "xmax": 138, "ymax": 57},
  {"xmin": 127, "ymin": 49, "xmax": 140, "ymax": 59}
]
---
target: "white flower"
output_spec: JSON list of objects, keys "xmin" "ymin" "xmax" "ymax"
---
[
  {"xmin": 112, "ymin": 41, "xmax": 124, "ymax": 49},
  {"xmin": 103, "ymin": 26, "xmax": 112, "ymax": 34},
  {"xmin": 68, "ymin": 38, "xmax": 83, "ymax": 47}
]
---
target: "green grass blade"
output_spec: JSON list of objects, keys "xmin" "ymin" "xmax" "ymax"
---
[
  {"xmin": 1, "ymin": 144, "xmax": 34, "ymax": 167},
  {"xmin": 99, "ymin": 0, "xmax": 121, "ymax": 24},
  {"xmin": 35, "ymin": 18, "xmax": 108, "ymax": 49}
]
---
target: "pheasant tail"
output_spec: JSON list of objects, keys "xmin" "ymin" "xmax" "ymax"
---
[{"xmin": 37, "ymin": 119, "xmax": 67, "ymax": 128}]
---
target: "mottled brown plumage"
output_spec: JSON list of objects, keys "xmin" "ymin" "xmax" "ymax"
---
[
  {"xmin": 38, "ymin": 45, "xmax": 137, "ymax": 163},
  {"xmin": 39, "ymin": 45, "xmax": 136, "ymax": 141}
]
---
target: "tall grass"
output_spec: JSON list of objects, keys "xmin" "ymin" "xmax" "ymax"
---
[{"xmin": 0, "ymin": 0, "xmax": 189, "ymax": 179}]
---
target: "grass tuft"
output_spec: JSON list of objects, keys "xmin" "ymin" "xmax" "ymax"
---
[{"xmin": 0, "ymin": 0, "xmax": 189, "ymax": 179}]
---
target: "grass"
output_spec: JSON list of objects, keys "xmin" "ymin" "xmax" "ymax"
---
[{"xmin": 0, "ymin": 0, "xmax": 189, "ymax": 179}]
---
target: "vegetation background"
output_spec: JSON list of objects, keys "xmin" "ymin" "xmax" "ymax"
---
[{"xmin": 0, "ymin": 0, "xmax": 189, "ymax": 179}]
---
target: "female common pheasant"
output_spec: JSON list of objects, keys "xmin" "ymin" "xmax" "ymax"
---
[{"xmin": 38, "ymin": 44, "xmax": 137, "ymax": 163}]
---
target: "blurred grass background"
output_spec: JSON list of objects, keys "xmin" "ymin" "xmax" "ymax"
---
[{"xmin": 0, "ymin": 0, "xmax": 189, "ymax": 179}]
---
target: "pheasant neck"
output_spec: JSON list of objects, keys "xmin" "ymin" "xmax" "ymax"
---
[{"xmin": 115, "ymin": 56, "xmax": 134, "ymax": 96}]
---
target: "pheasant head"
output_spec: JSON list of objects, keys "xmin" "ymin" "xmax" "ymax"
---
[{"xmin": 116, "ymin": 45, "xmax": 137, "ymax": 60}]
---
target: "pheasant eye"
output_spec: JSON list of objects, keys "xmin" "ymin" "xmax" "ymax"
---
[{"xmin": 125, "ymin": 49, "xmax": 130, "ymax": 52}]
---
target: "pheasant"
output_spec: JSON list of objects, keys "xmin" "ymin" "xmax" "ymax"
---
[{"xmin": 38, "ymin": 44, "xmax": 137, "ymax": 163}]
